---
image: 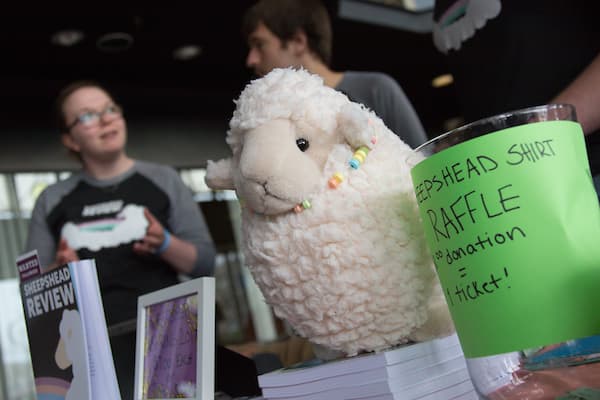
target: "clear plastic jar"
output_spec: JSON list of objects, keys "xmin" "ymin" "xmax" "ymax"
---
[{"xmin": 410, "ymin": 104, "xmax": 600, "ymax": 399}]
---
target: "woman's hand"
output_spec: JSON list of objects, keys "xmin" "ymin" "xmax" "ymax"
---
[
  {"xmin": 52, "ymin": 238, "xmax": 79, "ymax": 269},
  {"xmin": 133, "ymin": 208, "xmax": 198, "ymax": 274},
  {"xmin": 133, "ymin": 208, "xmax": 167, "ymax": 255}
]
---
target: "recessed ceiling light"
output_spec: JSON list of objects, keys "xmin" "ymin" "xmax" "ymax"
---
[
  {"xmin": 431, "ymin": 73, "xmax": 454, "ymax": 88},
  {"xmin": 51, "ymin": 30, "xmax": 85, "ymax": 47},
  {"xmin": 173, "ymin": 45, "xmax": 203, "ymax": 61},
  {"xmin": 96, "ymin": 32, "xmax": 134, "ymax": 53}
]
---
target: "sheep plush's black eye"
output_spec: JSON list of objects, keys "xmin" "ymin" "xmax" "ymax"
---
[{"xmin": 296, "ymin": 138, "xmax": 309, "ymax": 152}]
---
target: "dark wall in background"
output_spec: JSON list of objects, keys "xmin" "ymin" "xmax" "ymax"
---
[
  {"xmin": 0, "ymin": 2, "xmax": 460, "ymax": 172},
  {"xmin": 0, "ymin": 118, "xmax": 231, "ymax": 172}
]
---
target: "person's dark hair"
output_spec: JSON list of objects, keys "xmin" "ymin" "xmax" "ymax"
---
[
  {"xmin": 242, "ymin": 0, "xmax": 333, "ymax": 66},
  {"xmin": 54, "ymin": 80, "xmax": 116, "ymax": 133}
]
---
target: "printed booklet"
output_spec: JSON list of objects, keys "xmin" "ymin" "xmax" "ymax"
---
[
  {"xmin": 258, "ymin": 334, "xmax": 477, "ymax": 400},
  {"xmin": 17, "ymin": 250, "xmax": 121, "ymax": 400}
]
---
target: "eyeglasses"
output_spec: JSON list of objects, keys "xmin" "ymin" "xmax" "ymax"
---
[{"xmin": 67, "ymin": 104, "xmax": 123, "ymax": 130}]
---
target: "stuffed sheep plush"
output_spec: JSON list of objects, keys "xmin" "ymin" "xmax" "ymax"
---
[{"xmin": 206, "ymin": 68, "xmax": 454, "ymax": 356}]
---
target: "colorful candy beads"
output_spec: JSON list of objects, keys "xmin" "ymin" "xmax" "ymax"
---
[
  {"xmin": 349, "ymin": 146, "xmax": 370, "ymax": 169},
  {"xmin": 328, "ymin": 172, "xmax": 344, "ymax": 189}
]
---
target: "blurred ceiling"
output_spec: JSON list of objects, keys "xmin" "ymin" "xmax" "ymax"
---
[{"xmin": 0, "ymin": 1, "xmax": 459, "ymax": 136}]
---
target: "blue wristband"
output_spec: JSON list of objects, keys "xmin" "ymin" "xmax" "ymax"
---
[{"xmin": 155, "ymin": 230, "xmax": 171, "ymax": 255}]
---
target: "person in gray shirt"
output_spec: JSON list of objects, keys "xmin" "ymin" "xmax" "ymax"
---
[
  {"xmin": 25, "ymin": 80, "xmax": 216, "ymax": 400},
  {"xmin": 242, "ymin": 0, "xmax": 428, "ymax": 149}
]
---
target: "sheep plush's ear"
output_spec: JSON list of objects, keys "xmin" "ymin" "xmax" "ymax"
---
[
  {"xmin": 337, "ymin": 102, "xmax": 378, "ymax": 150},
  {"xmin": 205, "ymin": 158, "xmax": 235, "ymax": 190}
]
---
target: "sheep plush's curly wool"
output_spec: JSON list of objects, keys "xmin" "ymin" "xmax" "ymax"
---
[{"xmin": 206, "ymin": 68, "xmax": 453, "ymax": 356}]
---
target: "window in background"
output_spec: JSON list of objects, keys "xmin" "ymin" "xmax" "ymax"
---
[
  {"xmin": 0, "ymin": 172, "xmax": 36, "ymax": 399},
  {"xmin": 0, "ymin": 175, "xmax": 11, "ymax": 219},
  {"xmin": 58, "ymin": 171, "xmax": 72, "ymax": 181},
  {"xmin": 180, "ymin": 168, "xmax": 210, "ymax": 193},
  {"xmin": 179, "ymin": 168, "xmax": 237, "ymax": 202},
  {"xmin": 0, "ymin": 279, "xmax": 34, "ymax": 400},
  {"xmin": 13, "ymin": 173, "xmax": 58, "ymax": 217},
  {"xmin": 0, "ymin": 173, "xmax": 29, "ymax": 280}
]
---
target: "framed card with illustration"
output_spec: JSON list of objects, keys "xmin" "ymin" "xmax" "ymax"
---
[{"xmin": 134, "ymin": 277, "xmax": 215, "ymax": 400}]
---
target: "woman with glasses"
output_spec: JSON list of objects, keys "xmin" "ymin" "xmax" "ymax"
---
[{"xmin": 25, "ymin": 80, "xmax": 216, "ymax": 400}]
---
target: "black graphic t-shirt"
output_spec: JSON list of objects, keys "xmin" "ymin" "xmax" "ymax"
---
[{"xmin": 26, "ymin": 161, "xmax": 215, "ymax": 325}]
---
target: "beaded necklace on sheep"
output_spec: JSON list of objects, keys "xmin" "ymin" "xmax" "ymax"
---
[{"xmin": 293, "ymin": 120, "xmax": 378, "ymax": 214}]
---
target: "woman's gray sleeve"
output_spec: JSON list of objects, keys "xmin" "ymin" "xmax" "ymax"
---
[
  {"xmin": 164, "ymin": 168, "xmax": 217, "ymax": 277},
  {"xmin": 25, "ymin": 191, "xmax": 57, "ymax": 269}
]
